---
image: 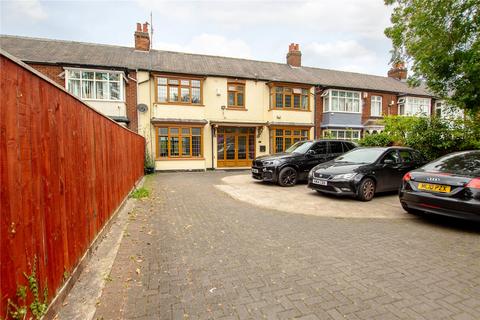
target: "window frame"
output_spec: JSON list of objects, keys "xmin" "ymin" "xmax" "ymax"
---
[
  {"xmin": 154, "ymin": 74, "xmax": 204, "ymax": 106},
  {"xmin": 370, "ymin": 95, "xmax": 382, "ymax": 117},
  {"xmin": 270, "ymin": 126, "xmax": 310, "ymax": 153},
  {"xmin": 322, "ymin": 89, "xmax": 362, "ymax": 113},
  {"xmin": 64, "ymin": 67, "xmax": 125, "ymax": 102},
  {"xmin": 323, "ymin": 129, "xmax": 361, "ymax": 141},
  {"xmin": 269, "ymin": 83, "xmax": 311, "ymax": 111},
  {"xmin": 227, "ymin": 81, "xmax": 246, "ymax": 109},
  {"xmin": 155, "ymin": 125, "xmax": 204, "ymax": 159},
  {"xmin": 398, "ymin": 97, "xmax": 431, "ymax": 116}
]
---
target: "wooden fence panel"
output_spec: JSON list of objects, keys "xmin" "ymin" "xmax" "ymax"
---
[{"xmin": 0, "ymin": 54, "xmax": 145, "ymax": 318}]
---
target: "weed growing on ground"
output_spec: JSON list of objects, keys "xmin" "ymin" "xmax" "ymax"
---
[{"xmin": 130, "ymin": 187, "xmax": 149, "ymax": 199}]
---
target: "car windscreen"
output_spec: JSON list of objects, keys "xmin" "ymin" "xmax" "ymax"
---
[
  {"xmin": 422, "ymin": 151, "xmax": 480, "ymax": 176},
  {"xmin": 334, "ymin": 148, "xmax": 385, "ymax": 164},
  {"xmin": 285, "ymin": 141, "xmax": 314, "ymax": 154}
]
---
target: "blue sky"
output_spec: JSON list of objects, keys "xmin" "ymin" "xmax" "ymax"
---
[{"xmin": 0, "ymin": 0, "xmax": 395, "ymax": 76}]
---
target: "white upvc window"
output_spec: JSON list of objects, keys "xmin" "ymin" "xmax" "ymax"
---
[
  {"xmin": 398, "ymin": 97, "xmax": 431, "ymax": 116},
  {"xmin": 435, "ymin": 101, "xmax": 464, "ymax": 119},
  {"xmin": 65, "ymin": 68, "xmax": 125, "ymax": 101},
  {"xmin": 323, "ymin": 129, "xmax": 361, "ymax": 141},
  {"xmin": 322, "ymin": 89, "xmax": 361, "ymax": 113},
  {"xmin": 370, "ymin": 96, "xmax": 382, "ymax": 116}
]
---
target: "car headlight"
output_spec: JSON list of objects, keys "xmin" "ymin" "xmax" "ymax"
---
[
  {"xmin": 308, "ymin": 169, "xmax": 314, "ymax": 179},
  {"xmin": 263, "ymin": 160, "xmax": 279, "ymax": 167},
  {"xmin": 332, "ymin": 173, "xmax": 357, "ymax": 180}
]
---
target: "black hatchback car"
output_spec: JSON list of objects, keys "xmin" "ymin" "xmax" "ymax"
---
[
  {"xmin": 308, "ymin": 147, "xmax": 426, "ymax": 201},
  {"xmin": 399, "ymin": 150, "xmax": 480, "ymax": 221},
  {"xmin": 252, "ymin": 139, "xmax": 356, "ymax": 187}
]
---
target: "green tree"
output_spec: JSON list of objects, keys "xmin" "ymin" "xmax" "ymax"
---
[{"xmin": 384, "ymin": 0, "xmax": 480, "ymax": 114}]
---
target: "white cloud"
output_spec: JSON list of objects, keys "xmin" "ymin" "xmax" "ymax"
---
[
  {"xmin": 9, "ymin": 0, "xmax": 47, "ymax": 21},
  {"xmin": 138, "ymin": 0, "xmax": 392, "ymax": 39},
  {"xmin": 154, "ymin": 33, "xmax": 252, "ymax": 59},
  {"xmin": 304, "ymin": 40, "xmax": 381, "ymax": 74}
]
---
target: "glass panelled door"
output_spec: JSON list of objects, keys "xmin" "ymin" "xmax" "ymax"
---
[{"xmin": 217, "ymin": 127, "xmax": 256, "ymax": 167}]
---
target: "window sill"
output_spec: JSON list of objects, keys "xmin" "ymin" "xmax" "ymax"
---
[
  {"xmin": 323, "ymin": 111, "xmax": 362, "ymax": 114},
  {"xmin": 80, "ymin": 98, "xmax": 126, "ymax": 103},
  {"xmin": 156, "ymin": 157, "xmax": 205, "ymax": 161},
  {"xmin": 155, "ymin": 102, "xmax": 205, "ymax": 107},
  {"xmin": 269, "ymin": 108, "xmax": 311, "ymax": 112},
  {"xmin": 226, "ymin": 107, "xmax": 248, "ymax": 111}
]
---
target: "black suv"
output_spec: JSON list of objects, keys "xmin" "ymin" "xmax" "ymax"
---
[{"xmin": 252, "ymin": 139, "xmax": 357, "ymax": 187}]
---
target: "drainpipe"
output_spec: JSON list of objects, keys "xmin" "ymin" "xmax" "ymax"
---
[
  {"xmin": 211, "ymin": 124, "xmax": 215, "ymax": 170},
  {"xmin": 313, "ymin": 86, "xmax": 317, "ymax": 139}
]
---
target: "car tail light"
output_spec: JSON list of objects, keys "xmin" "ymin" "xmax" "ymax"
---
[
  {"xmin": 403, "ymin": 172, "xmax": 412, "ymax": 182},
  {"xmin": 466, "ymin": 177, "xmax": 480, "ymax": 189}
]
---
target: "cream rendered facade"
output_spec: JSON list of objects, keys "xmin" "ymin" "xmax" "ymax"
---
[{"xmin": 137, "ymin": 71, "xmax": 315, "ymax": 171}]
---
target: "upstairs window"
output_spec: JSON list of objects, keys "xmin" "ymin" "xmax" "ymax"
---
[
  {"xmin": 227, "ymin": 82, "xmax": 245, "ymax": 108},
  {"xmin": 66, "ymin": 69, "xmax": 124, "ymax": 101},
  {"xmin": 270, "ymin": 85, "xmax": 310, "ymax": 110},
  {"xmin": 398, "ymin": 97, "xmax": 431, "ymax": 116},
  {"xmin": 323, "ymin": 89, "xmax": 361, "ymax": 113},
  {"xmin": 371, "ymin": 96, "xmax": 382, "ymax": 116},
  {"xmin": 156, "ymin": 76, "xmax": 203, "ymax": 105}
]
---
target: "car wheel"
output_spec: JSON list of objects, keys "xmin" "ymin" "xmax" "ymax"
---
[
  {"xmin": 357, "ymin": 178, "xmax": 376, "ymax": 201},
  {"xmin": 278, "ymin": 167, "xmax": 297, "ymax": 187}
]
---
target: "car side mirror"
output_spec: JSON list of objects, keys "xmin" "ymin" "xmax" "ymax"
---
[
  {"xmin": 383, "ymin": 159, "xmax": 395, "ymax": 166},
  {"xmin": 306, "ymin": 149, "xmax": 316, "ymax": 157}
]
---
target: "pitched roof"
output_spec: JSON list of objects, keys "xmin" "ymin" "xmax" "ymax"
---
[{"xmin": 0, "ymin": 35, "xmax": 431, "ymax": 96}]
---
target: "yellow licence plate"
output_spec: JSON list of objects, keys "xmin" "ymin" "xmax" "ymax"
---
[{"xmin": 418, "ymin": 183, "xmax": 451, "ymax": 193}]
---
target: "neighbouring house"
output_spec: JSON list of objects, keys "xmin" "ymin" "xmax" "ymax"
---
[
  {"xmin": 1, "ymin": 22, "xmax": 441, "ymax": 171},
  {"xmin": 0, "ymin": 23, "xmax": 154, "ymax": 131}
]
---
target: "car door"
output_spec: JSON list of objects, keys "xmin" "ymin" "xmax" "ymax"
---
[
  {"xmin": 327, "ymin": 141, "xmax": 344, "ymax": 160},
  {"xmin": 398, "ymin": 149, "xmax": 420, "ymax": 173},
  {"xmin": 299, "ymin": 141, "xmax": 328, "ymax": 179},
  {"xmin": 375, "ymin": 149, "xmax": 403, "ymax": 191}
]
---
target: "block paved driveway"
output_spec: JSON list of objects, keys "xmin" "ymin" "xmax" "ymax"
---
[{"xmin": 94, "ymin": 171, "xmax": 480, "ymax": 320}]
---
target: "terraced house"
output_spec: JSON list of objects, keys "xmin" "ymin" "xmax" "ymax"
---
[{"xmin": 1, "ymin": 23, "xmax": 435, "ymax": 171}]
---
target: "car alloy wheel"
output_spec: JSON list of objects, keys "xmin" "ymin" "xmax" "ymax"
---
[
  {"xmin": 279, "ymin": 167, "xmax": 297, "ymax": 187},
  {"xmin": 357, "ymin": 178, "xmax": 375, "ymax": 201}
]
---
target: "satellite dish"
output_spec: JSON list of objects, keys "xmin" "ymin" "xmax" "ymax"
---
[{"xmin": 137, "ymin": 103, "xmax": 148, "ymax": 113}]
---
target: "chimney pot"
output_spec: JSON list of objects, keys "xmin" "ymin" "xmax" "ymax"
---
[
  {"xmin": 388, "ymin": 61, "xmax": 407, "ymax": 81},
  {"xmin": 134, "ymin": 22, "xmax": 150, "ymax": 51},
  {"xmin": 286, "ymin": 43, "xmax": 301, "ymax": 67}
]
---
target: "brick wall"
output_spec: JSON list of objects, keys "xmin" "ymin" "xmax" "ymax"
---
[
  {"xmin": 125, "ymin": 71, "xmax": 138, "ymax": 132},
  {"xmin": 361, "ymin": 92, "xmax": 398, "ymax": 123},
  {"xmin": 29, "ymin": 63, "xmax": 65, "ymax": 87}
]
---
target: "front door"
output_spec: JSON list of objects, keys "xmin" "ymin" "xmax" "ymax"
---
[{"xmin": 217, "ymin": 127, "xmax": 255, "ymax": 167}]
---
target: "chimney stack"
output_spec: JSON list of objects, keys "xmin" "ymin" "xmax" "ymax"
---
[
  {"xmin": 286, "ymin": 43, "xmax": 301, "ymax": 67},
  {"xmin": 388, "ymin": 61, "xmax": 407, "ymax": 81},
  {"xmin": 134, "ymin": 22, "xmax": 150, "ymax": 51}
]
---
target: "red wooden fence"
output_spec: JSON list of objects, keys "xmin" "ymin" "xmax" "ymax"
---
[{"xmin": 0, "ymin": 53, "xmax": 145, "ymax": 318}]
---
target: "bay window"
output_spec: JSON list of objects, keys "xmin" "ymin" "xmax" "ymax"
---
[
  {"xmin": 323, "ymin": 129, "xmax": 360, "ymax": 141},
  {"xmin": 157, "ymin": 126, "xmax": 203, "ymax": 159},
  {"xmin": 323, "ymin": 90, "xmax": 361, "ymax": 113},
  {"xmin": 371, "ymin": 96, "xmax": 382, "ymax": 116},
  {"xmin": 270, "ymin": 127, "xmax": 310, "ymax": 153},
  {"xmin": 398, "ymin": 97, "xmax": 431, "ymax": 116},
  {"xmin": 156, "ymin": 76, "xmax": 203, "ymax": 105},
  {"xmin": 66, "ymin": 69, "xmax": 124, "ymax": 101},
  {"xmin": 270, "ymin": 85, "xmax": 310, "ymax": 110}
]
